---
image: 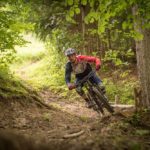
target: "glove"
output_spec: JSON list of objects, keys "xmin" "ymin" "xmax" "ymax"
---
[
  {"xmin": 96, "ymin": 65, "xmax": 100, "ymax": 71},
  {"xmin": 67, "ymin": 83, "xmax": 76, "ymax": 90}
]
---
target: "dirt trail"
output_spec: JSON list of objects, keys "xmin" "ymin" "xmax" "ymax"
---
[
  {"xmin": 16, "ymin": 60, "xmax": 135, "ymax": 118},
  {"xmin": 1, "ymin": 62, "xmax": 148, "ymax": 149},
  {"xmin": 0, "ymin": 96, "xmax": 102, "ymax": 149},
  {"xmin": 40, "ymin": 90, "xmax": 100, "ymax": 119},
  {"xmin": 0, "ymin": 87, "xmax": 150, "ymax": 149}
]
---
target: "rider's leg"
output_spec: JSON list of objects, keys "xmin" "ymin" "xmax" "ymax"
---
[
  {"xmin": 89, "ymin": 73, "xmax": 106, "ymax": 93},
  {"xmin": 76, "ymin": 85, "xmax": 93, "ymax": 108}
]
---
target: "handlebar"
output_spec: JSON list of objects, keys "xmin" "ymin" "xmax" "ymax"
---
[{"xmin": 75, "ymin": 70, "xmax": 96, "ymax": 87}]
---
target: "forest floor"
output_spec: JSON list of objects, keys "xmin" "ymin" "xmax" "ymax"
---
[{"xmin": 0, "ymin": 87, "xmax": 150, "ymax": 150}]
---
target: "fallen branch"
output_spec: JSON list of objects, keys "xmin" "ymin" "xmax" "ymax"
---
[
  {"xmin": 63, "ymin": 130, "xmax": 85, "ymax": 139},
  {"xmin": 112, "ymin": 104, "xmax": 134, "ymax": 108}
]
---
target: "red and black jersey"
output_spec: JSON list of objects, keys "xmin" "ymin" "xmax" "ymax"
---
[{"xmin": 65, "ymin": 55, "xmax": 101, "ymax": 84}]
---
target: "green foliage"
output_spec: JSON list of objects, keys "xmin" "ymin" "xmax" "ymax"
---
[
  {"xmin": 66, "ymin": 0, "xmax": 74, "ymax": 6},
  {"xmin": 135, "ymin": 129, "xmax": 150, "ymax": 136},
  {"xmin": 103, "ymin": 49, "xmax": 134, "ymax": 67},
  {"xmin": 12, "ymin": 32, "xmax": 81, "ymax": 100},
  {"xmin": 104, "ymin": 78, "xmax": 137, "ymax": 104},
  {"xmin": 84, "ymin": 11, "xmax": 98, "ymax": 24},
  {"xmin": 49, "ymin": 28, "xmax": 83, "ymax": 53},
  {"xmin": 65, "ymin": 0, "xmax": 150, "ymax": 54},
  {"xmin": 15, "ymin": 51, "xmax": 45, "ymax": 66},
  {"xmin": 128, "ymin": 113, "xmax": 142, "ymax": 126},
  {"xmin": 81, "ymin": 0, "xmax": 87, "ymax": 6},
  {"xmin": 13, "ymin": 33, "xmax": 66, "ymax": 90},
  {"xmin": 29, "ymin": 0, "xmax": 66, "ymax": 40},
  {"xmin": 0, "ymin": 1, "xmax": 36, "ymax": 97},
  {"xmin": 0, "ymin": 1, "xmax": 33, "ymax": 69}
]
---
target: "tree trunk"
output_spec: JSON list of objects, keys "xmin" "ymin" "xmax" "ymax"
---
[
  {"xmin": 107, "ymin": 29, "xmax": 112, "ymax": 49},
  {"xmin": 133, "ymin": 6, "xmax": 150, "ymax": 109},
  {"xmin": 81, "ymin": 5, "xmax": 86, "ymax": 54}
]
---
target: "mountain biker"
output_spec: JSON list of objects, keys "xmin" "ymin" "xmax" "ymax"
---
[{"xmin": 65, "ymin": 48, "xmax": 105, "ymax": 108}]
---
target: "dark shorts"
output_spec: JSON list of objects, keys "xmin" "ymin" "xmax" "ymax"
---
[
  {"xmin": 75, "ymin": 73, "xmax": 102, "ymax": 95},
  {"xmin": 75, "ymin": 72, "xmax": 102, "ymax": 86}
]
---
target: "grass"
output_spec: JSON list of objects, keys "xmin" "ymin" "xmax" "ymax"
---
[
  {"xmin": 12, "ymin": 33, "xmax": 72, "ymax": 95},
  {"xmin": 0, "ymin": 34, "xmax": 47, "ymax": 102},
  {"xmin": 104, "ymin": 78, "xmax": 137, "ymax": 104},
  {"xmin": 0, "ymin": 70, "xmax": 38, "ymax": 102}
]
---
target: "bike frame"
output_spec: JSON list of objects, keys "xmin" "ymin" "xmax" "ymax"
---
[
  {"xmin": 75, "ymin": 70, "xmax": 114, "ymax": 114},
  {"xmin": 75, "ymin": 71, "xmax": 103, "ymax": 112}
]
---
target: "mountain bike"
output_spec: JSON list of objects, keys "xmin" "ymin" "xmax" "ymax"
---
[{"xmin": 75, "ymin": 71, "xmax": 114, "ymax": 115}]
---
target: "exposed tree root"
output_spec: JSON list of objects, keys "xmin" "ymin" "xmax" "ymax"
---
[
  {"xmin": 31, "ymin": 95, "xmax": 53, "ymax": 110},
  {"xmin": 63, "ymin": 130, "xmax": 85, "ymax": 139}
]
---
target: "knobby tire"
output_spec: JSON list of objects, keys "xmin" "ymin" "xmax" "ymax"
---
[
  {"xmin": 93, "ymin": 87, "xmax": 114, "ymax": 113},
  {"xmin": 87, "ymin": 92, "xmax": 104, "ymax": 115}
]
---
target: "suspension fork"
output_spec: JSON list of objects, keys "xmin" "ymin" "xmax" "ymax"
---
[
  {"xmin": 85, "ymin": 81, "xmax": 97, "ymax": 101},
  {"xmin": 85, "ymin": 81, "xmax": 93, "ymax": 94}
]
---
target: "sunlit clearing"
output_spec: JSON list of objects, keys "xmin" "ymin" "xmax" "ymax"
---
[{"xmin": 16, "ymin": 34, "xmax": 45, "ymax": 56}]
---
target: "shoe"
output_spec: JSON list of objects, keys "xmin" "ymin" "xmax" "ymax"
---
[
  {"xmin": 84, "ymin": 98, "xmax": 94, "ymax": 108},
  {"xmin": 86, "ymin": 102, "xmax": 93, "ymax": 108}
]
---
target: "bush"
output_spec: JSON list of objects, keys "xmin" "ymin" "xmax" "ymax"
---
[{"xmin": 104, "ymin": 78, "xmax": 137, "ymax": 104}]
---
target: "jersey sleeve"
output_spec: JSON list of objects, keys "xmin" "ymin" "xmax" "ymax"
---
[
  {"xmin": 78, "ymin": 55, "xmax": 101, "ymax": 67},
  {"xmin": 65, "ymin": 62, "xmax": 72, "ymax": 84}
]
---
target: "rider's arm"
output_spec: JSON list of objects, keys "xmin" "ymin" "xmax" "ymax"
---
[
  {"xmin": 78, "ymin": 55, "xmax": 101, "ymax": 69},
  {"xmin": 65, "ymin": 62, "xmax": 72, "ymax": 84}
]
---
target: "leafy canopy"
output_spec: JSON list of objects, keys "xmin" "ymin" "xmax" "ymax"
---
[{"xmin": 0, "ymin": 0, "xmax": 32, "ymax": 68}]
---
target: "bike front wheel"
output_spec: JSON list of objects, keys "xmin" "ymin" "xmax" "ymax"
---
[
  {"xmin": 93, "ymin": 87, "xmax": 114, "ymax": 114},
  {"xmin": 87, "ymin": 92, "xmax": 104, "ymax": 115}
]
